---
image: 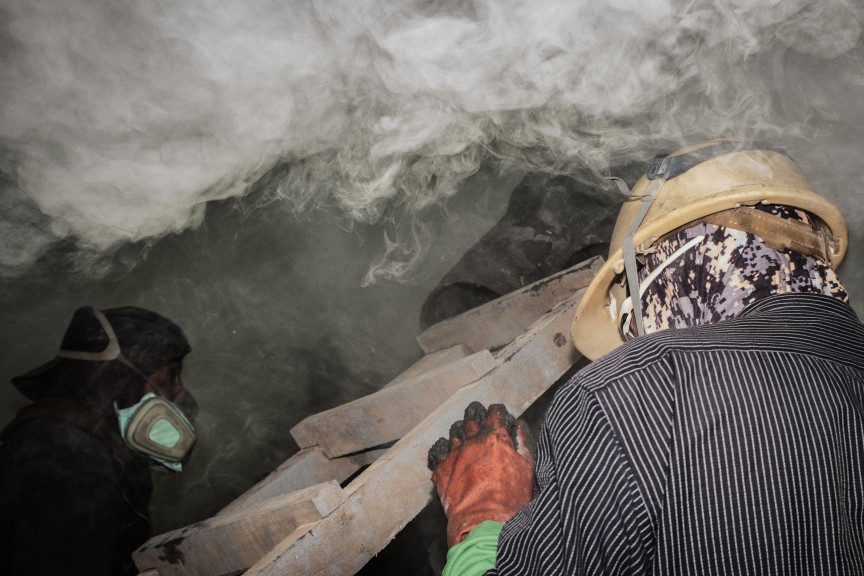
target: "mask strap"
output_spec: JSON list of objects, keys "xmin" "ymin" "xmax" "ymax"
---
[
  {"xmin": 57, "ymin": 309, "xmax": 166, "ymax": 394},
  {"xmin": 56, "ymin": 310, "xmax": 122, "ymax": 361}
]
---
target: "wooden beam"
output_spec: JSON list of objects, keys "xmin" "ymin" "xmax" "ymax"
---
[
  {"xmin": 133, "ymin": 481, "xmax": 346, "ymax": 576},
  {"xmin": 383, "ymin": 344, "xmax": 471, "ymax": 388},
  {"xmin": 244, "ymin": 289, "xmax": 587, "ymax": 576},
  {"xmin": 220, "ymin": 346, "xmax": 474, "ymax": 517},
  {"xmin": 217, "ymin": 446, "xmax": 384, "ymax": 517},
  {"xmin": 417, "ymin": 256, "xmax": 602, "ymax": 354},
  {"xmin": 290, "ymin": 349, "xmax": 497, "ymax": 458}
]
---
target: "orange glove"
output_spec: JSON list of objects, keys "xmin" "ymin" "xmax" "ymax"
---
[{"xmin": 428, "ymin": 401, "xmax": 535, "ymax": 547}]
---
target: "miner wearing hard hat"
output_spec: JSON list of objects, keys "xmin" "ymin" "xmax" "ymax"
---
[
  {"xmin": 0, "ymin": 306, "xmax": 199, "ymax": 576},
  {"xmin": 428, "ymin": 140, "xmax": 864, "ymax": 575}
]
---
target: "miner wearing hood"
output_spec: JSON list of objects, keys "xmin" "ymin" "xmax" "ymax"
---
[
  {"xmin": 0, "ymin": 306, "xmax": 199, "ymax": 576},
  {"xmin": 428, "ymin": 140, "xmax": 864, "ymax": 575}
]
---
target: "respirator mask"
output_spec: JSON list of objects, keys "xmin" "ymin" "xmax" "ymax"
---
[
  {"xmin": 56, "ymin": 309, "xmax": 198, "ymax": 471},
  {"xmin": 115, "ymin": 391, "xmax": 196, "ymax": 472}
]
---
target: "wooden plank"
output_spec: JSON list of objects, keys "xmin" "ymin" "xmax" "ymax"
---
[
  {"xmin": 244, "ymin": 288, "xmax": 587, "ymax": 576},
  {"xmin": 222, "ymin": 348, "xmax": 478, "ymax": 517},
  {"xmin": 134, "ymin": 481, "xmax": 346, "ymax": 576},
  {"xmin": 417, "ymin": 256, "xmax": 603, "ymax": 354},
  {"xmin": 290, "ymin": 349, "xmax": 497, "ymax": 458},
  {"xmin": 217, "ymin": 446, "xmax": 385, "ymax": 517},
  {"xmin": 383, "ymin": 344, "xmax": 471, "ymax": 388}
]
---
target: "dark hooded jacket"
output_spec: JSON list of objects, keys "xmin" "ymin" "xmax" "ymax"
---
[
  {"xmin": 0, "ymin": 412, "xmax": 152, "ymax": 575},
  {"xmin": 0, "ymin": 306, "xmax": 191, "ymax": 576}
]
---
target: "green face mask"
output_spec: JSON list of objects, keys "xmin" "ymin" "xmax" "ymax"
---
[{"xmin": 116, "ymin": 392, "xmax": 197, "ymax": 472}]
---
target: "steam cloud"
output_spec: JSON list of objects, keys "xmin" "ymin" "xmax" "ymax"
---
[{"xmin": 1, "ymin": 0, "xmax": 862, "ymax": 281}]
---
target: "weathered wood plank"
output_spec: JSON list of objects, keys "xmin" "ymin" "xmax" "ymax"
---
[
  {"xmin": 133, "ymin": 481, "xmax": 346, "ymax": 576},
  {"xmin": 221, "ymin": 349, "xmax": 478, "ymax": 517},
  {"xmin": 290, "ymin": 349, "xmax": 497, "ymax": 458},
  {"xmin": 244, "ymin": 289, "xmax": 587, "ymax": 576},
  {"xmin": 383, "ymin": 344, "xmax": 471, "ymax": 388},
  {"xmin": 217, "ymin": 446, "xmax": 384, "ymax": 517},
  {"xmin": 417, "ymin": 256, "xmax": 603, "ymax": 354}
]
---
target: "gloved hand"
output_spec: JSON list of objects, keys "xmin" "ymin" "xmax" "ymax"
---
[{"xmin": 428, "ymin": 401, "xmax": 535, "ymax": 547}]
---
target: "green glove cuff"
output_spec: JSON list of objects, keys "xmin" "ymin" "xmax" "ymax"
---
[{"xmin": 442, "ymin": 520, "xmax": 503, "ymax": 576}]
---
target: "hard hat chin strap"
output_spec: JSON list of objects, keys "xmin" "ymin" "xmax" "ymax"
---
[
  {"xmin": 618, "ymin": 235, "xmax": 706, "ymax": 340},
  {"xmin": 620, "ymin": 173, "xmax": 667, "ymax": 337}
]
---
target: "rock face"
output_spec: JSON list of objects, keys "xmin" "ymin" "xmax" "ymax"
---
[{"xmin": 420, "ymin": 167, "xmax": 635, "ymax": 329}]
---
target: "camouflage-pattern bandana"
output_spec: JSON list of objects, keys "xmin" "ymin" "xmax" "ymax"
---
[{"xmin": 638, "ymin": 204, "xmax": 848, "ymax": 334}]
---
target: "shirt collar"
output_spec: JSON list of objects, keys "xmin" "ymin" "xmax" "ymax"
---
[{"xmin": 736, "ymin": 292, "xmax": 859, "ymax": 322}]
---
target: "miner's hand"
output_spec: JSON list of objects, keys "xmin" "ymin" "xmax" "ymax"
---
[{"xmin": 427, "ymin": 401, "xmax": 535, "ymax": 547}]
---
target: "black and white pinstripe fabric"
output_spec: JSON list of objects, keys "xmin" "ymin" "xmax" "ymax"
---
[{"xmin": 490, "ymin": 293, "xmax": 864, "ymax": 575}]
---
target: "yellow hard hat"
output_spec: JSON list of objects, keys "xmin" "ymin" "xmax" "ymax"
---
[{"xmin": 571, "ymin": 139, "xmax": 848, "ymax": 361}]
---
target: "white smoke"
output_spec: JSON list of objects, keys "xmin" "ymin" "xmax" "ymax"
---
[{"xmin": 1, "ymin": 0, "xmax": 862, "ymax": 280}]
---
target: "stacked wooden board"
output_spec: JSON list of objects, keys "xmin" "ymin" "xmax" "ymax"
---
[{"xmin": 134, "ymin": 256, "xmax": 602, "ymax": 576}]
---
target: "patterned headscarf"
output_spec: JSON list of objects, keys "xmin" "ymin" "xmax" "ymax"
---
[{"xmin": 638, "ymin": 204, "xmax": 848, "ymax": 334}]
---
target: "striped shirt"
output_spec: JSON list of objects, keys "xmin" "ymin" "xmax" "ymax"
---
[{"xmin": 491, "ymin": 293, "xmax": 864, "ymax": 575}]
